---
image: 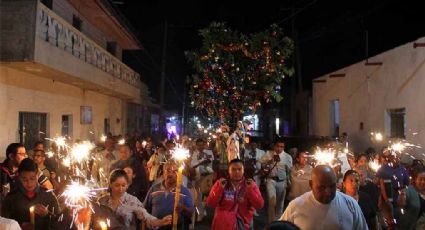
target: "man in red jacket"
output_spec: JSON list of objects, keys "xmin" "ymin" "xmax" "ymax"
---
[{"xmin": 207, "ymin": 158, "xmax": 264, "ymax": 230}]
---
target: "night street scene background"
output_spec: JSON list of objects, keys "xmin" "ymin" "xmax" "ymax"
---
[{"xmin": 1, "ymin": 0, "xmax": 425, "ymax": 230}]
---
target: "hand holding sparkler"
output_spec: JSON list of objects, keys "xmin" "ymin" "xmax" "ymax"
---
[
  {"xmin": 33, "ymin": 204, "xmax": 49, "ymax": 217},
  {"xmin": 170, "ymin": 147, "xmax": 190, "ymax": 230},
  {"xmin": 152, "ymin": 215, "xmax": 172, "ymax": 227}
]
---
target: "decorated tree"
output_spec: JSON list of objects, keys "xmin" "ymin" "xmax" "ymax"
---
[{"xmin": 185, "ymin": 22, "xmax": 294, "ymax": 124}]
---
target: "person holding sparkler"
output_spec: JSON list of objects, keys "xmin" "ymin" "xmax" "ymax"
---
[
  {"xmin": 1, "ymin": 158, "xmax": 60, "ymax": 230},
  {"xmin": 376, "ymin": 148, "xmax": 410, "ymax": 229},
  {"xmin": 99, "ymin": 169, "xmax": 172, "ymax": 230},
  {"xmin": 395, "ymin": 166, "xmax": 425, "ymax": 230},
  {"xmin": 206, "ymin": 158, "xmax": 264, "ymax": 230},
  {"xmin": 144, "ymin": 160, "xmax": 194, "ymax": 230}
]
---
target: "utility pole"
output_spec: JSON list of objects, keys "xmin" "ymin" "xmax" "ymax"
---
[
  {"xmin": 160, "ymin": 19, "xmax": 168, "ymax": 107},
  {"xmin": 181, "ymin": 82, "xmax": 186, "ymax": 134}
]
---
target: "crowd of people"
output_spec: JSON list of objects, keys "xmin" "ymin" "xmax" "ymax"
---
[{"xmin": 0, "ymin": 126, "xmax": 424, "ymax": 230}]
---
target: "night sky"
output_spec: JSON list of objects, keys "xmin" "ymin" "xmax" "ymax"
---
[{"xmin": 116, "ymin": 0, "xmax": 425, "ymax": 112}]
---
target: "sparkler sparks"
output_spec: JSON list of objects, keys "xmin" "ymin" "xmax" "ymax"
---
[
  {"xmin": 62, "ymin": 157, "xmax": 71, "ymax": 167},
  {"xmin": 313, "ymin": 148, "xmax": 338, "ymax": 167},
  {"xmin": 60, "ymin": 181, "xmax": 96, "ymax": 210},
  {"xmin": 370, "ymin": 132, "xmax": 383, "ymax": 142},
  {"xmin": 118, "ymin": 138, "xmax": 125, "ymax": 145},
  {"xmin": 171, "ymin": 147, "xmax": 190, "ymax": 162},
  {"xmin": 70, "ymin": 141, "xmax": 95, "ymax": 163},
  {"xmin": 369, "ymin": 160, "xmax": 381, "ymax": 172},
  {"xmin": 47, "ymin": 136, "xmax": 68, "ymax": 151},
  {"xmin": 100, "ymin": 135, "xmax": 107, "ymax": 142},
  {"xmin": 46, "ymin": 151, "xmax": 54, "ymax": 158},
  {"xmin": 390, "ymin": 142, "xmax": 406, "ymax": 153}
]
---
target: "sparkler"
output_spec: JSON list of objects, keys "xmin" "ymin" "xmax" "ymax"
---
[
  {"xmin": 369, "ymin": 160, "xmax": 381, "ymax": 172},
  {"xmin": 370, "ymin": 132, "xmax": 383, "ymax": 142},
  {"xmin": 313, "ymin": 148, "xmax": 338, "ymax": 167},
  {"xmin": 60, "ymin": 181, "xmax": 105, "ymax": 229},
  {"xmin": 142, "ymin": 140, "xmax": 147, "ymax": 148},
  {"xmin": 170, "ymin": 147, "xmax": 189, "ymax": 230},
  {"xmin": 70, "ymin": 141, "xmax": 95, "ymax": 163},
  {"xmin": 118, "ymin": 138, "xmax": 125, "ymax": 145},
  {"xmin": 61, "ymin": 181, "xmax": 96, "ymax": 210},
  {"xmin": 47, "ymin": 136, "xmax": 68, "ymax": 151},
  {"xmin": 46, "ymin": 151, "xmax": 54, "ymax": 158}
]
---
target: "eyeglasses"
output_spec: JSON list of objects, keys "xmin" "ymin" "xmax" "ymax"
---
[{"xmin": 166, "ymin": 169, "xmax": 178, "ymax": 174}]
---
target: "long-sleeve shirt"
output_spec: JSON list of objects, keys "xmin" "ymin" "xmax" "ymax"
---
[
  {"xmin": 99, "ymin": 192, "xmax": 157, "ymax": 230},
  {"xmin": 281, "ymin": 191, "xmax": 368, "ymax": 230},
  {"xmin": 1, "ymin": 186, "xmax": 60, "ymax": 230},
  {"xmin": 206, "ymin": 179, "xmax": 264, "ymax": 230}
]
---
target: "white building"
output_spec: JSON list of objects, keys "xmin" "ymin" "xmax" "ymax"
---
[
  {"xmin": 312, "ymin": 36, "xmax": 425, "ymax": 155},
  {"xmin": 0, "ymin": 0, "xmax": 151, "ymax": 153}
]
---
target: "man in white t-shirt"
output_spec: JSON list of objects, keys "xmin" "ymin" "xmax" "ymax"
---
[
  {"xmin": 280, "ymin": 165, "xmax": 368, "ymax": 230},
  {"xmin": 0, "ymin": 216, "xmax": 21, "ymax": 230}
]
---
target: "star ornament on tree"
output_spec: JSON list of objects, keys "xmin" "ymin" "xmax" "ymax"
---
[{"xmin": 185, "ymin": 22, "xmax": 294, "ymax": 123}]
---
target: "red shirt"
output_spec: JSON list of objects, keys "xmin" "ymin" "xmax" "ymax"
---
[{"xmin": 206, "ymin": 178, "xmax": 264, "ymax": 230}]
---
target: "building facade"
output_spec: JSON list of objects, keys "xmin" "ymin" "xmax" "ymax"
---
[
  {"xmin": 0, "ymin": 0, "xmax": 151, "ymax": 152},
  {"xmin": 312, "ymin": 36, "xmax": 425, "ymax": 155}
]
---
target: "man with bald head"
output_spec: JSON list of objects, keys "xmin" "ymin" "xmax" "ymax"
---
[{"xmin": 280, "ymin": 165, "xmax": 368, "ymax": 230}]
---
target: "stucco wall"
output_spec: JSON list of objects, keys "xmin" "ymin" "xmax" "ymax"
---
[
  {"xmin": 312, "ymin": 37, "xmax": 425, "ymax": 154},
  {"xmin": 0, "ymin": 66, "xmax": 126, "ymax": 155}
]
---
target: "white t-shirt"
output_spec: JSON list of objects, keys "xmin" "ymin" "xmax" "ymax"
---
[
  {"xmin": 0, "ymin": 217, "xmax": 21, "ymax": 230},
  {"xmin": 280, "ymin": 191, "xmax": 368, "ymax": 230}
]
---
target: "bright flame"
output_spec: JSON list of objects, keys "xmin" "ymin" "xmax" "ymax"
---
[
  {"xmin": 314, "ymin": 148, "xmax": 337, "ymax": 167},
  {"xmin": 99, "ymin": 221, "xmax": 107, "ymax": 230},
  {"xmin": 46, "ymin": 151, "xmax": 54, "ymax": 158},
  {"xmin": 171, "ymin": 147, "xmax": 190, "ymax": 162},
  {"xmin": 374, "ymin": 132, "xmax": 383, "ymax": 141},
  {"xmin": 60, "ymin": 181, "xmax": 96, "ymax": 210},
  {"xmin": 142, "ymin": 140, "xmax": 147, "ymax": 148},
  {"xmin": 70, "ymin": 141, "xmax": 95, "ymax": 163},
  {"xmin": 47, "ymin": 136, "xmax": 68, "ymax": 151},
  {"xmin": 100, "ymin": 135, "xmax": 107, "ymax": 142},
  {"xmin": 62, "ymin": 157, "xmax": 71, "ymax": 167},
  {"xmin": 118, "ymin": 139, "xmax": 125, "ymax": 145},
  {"xmin": 391, "ymin": 142, "xmax": 405, "ymax": 153},
  {"xmin": 369, "ymin": 160, "xmax": 381, "ymax": 172}
]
